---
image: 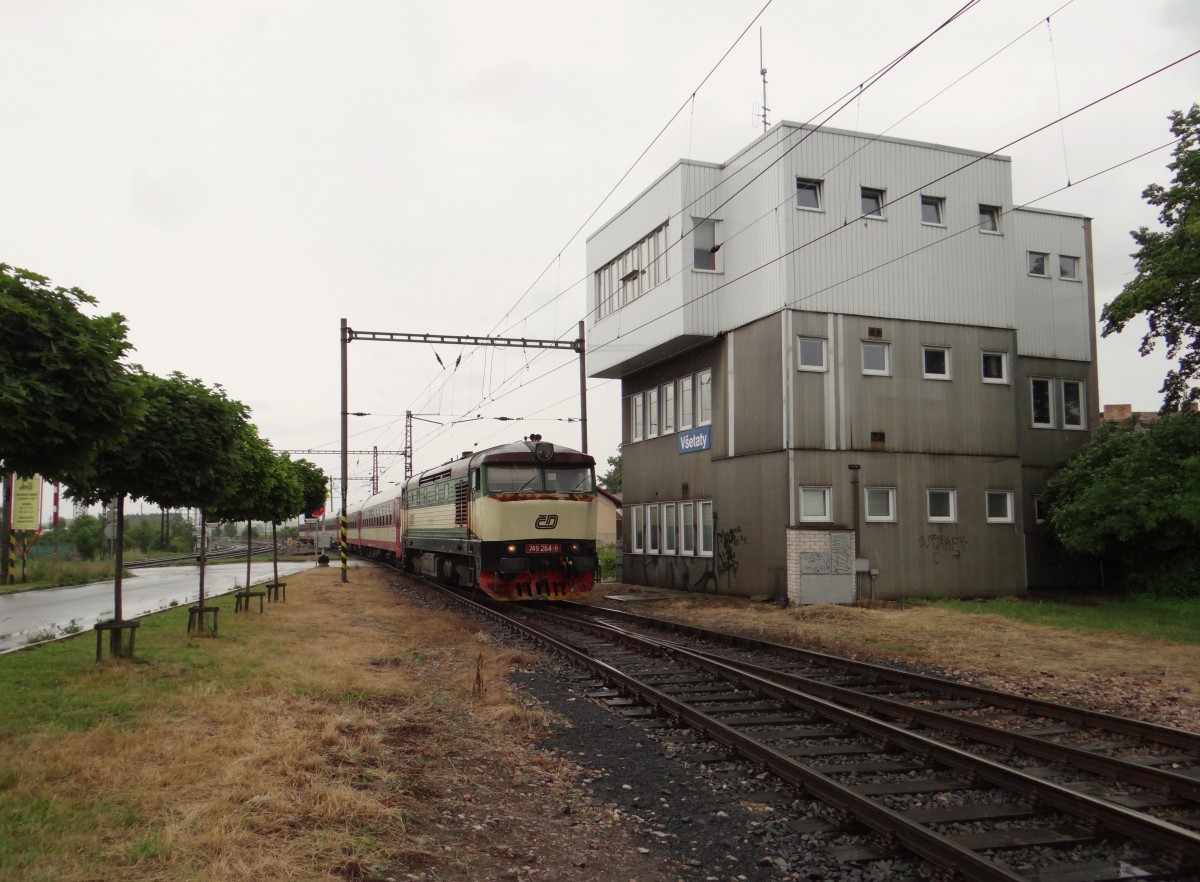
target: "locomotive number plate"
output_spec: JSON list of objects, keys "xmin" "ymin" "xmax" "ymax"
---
[{"xmin": 525, "ymin": 543, "xmax": 561, "ymax": 554}]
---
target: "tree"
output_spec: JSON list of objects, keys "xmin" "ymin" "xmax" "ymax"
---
[
  {"xmin": 0, "ymin": 265, "xmax": 142, "ymax": 478},
  {"xmin": 1043, "ymin": 410, "xmax": 1200, "ymax": 594},
  {"xmin": 62, "ymin": 371, "xmax": 253, "ymax": 644},
  {"xmin": 0, "ymin": 264, "xmax": 142, "ymax": 584},
  {"xmin": 66, "ymin": 513, "xmax": 102, "ymax": 560},
  {"xmin": 292, "ymin": 458, "xmax": 328, "ymax": 518},
  {"xmin": 1101, "ymin": 105, "xmax": 1200, "ymax": 410},
  {"xmin": 598, "ymin": 451, "xmax": 622, "ymax": 493}
]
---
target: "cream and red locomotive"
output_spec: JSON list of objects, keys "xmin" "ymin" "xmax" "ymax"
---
[{"xmin": 343, "ymin": 436, "xmax": 597, "ymax": 600}]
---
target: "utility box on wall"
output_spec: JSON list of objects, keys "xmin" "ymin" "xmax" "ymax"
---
[{"xmin": 787, "ymin": 527, "xmax": 857, "ymax": 605}]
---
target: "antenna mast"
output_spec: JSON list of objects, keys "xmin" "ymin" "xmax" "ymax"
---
[{"xmin": 759, "ymin": 27, "xmax": 769, "ymax": 132}]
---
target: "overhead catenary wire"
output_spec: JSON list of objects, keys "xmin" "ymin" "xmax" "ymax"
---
[
  {"xmin": 353, "ymin": 4, "xmax": 1168, "ymax": 503},
  {"xmin": 481, "ymin": 0, "xmax": 1064, "ymax": 344},
  {"xmin": 398, "ymin": 1, "xmax": 992, "ymax": 443}
]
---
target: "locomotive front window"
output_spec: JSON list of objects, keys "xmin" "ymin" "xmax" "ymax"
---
[
  {"xmin": 485, "ymin": 464, "xmax": 596, "ymax": 493},
  {"xmin": 485, "ymin": 465, "xmax": 541, "ymax": 492},
  {"xmin": 545, "ymin": 467, "xmax": 594, "ymax": 493}
]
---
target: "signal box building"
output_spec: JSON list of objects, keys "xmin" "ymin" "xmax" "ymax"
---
[{"xmin": 585, "ymin": 122, "xmax": 1099, "ymax": 602}]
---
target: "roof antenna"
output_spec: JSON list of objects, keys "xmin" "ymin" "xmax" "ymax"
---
[{"xmin": 758, "ymin": 27, "xmax": 770, "ymax": 133}]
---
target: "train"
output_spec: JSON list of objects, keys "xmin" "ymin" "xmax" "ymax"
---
[{"xmin": 340, "ymin": 435, "xmax": 598, "ymax": 601}]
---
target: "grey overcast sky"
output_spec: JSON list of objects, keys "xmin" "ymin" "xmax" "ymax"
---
[{"xmin": 3, "ymin": 0, "xmax": 1198, "ymax": 512}]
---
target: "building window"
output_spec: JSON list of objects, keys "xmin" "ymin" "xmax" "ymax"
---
[
  {"xmin": 865, "ymin": 487, "xmax": 896, "ymax": 522},
  {"xmin": 861, "ymin": 187, "xmax": 885, "ymax": 218},
  {"xmin": 1033, "ymin": 495, "xmax": 1048, "ymax": 524},
  {"xmin": 1062, "ymin": 380, "xmax": 1085, "ymax": 429},
  {"xmin": 631, "ymin": 393, "xmax": 644, "ymax": 441},
  {"xmin": 698, "ymin": 369, "xmax": 712, "ymax": 425},
  {"xmin": 927, "ymin": 489, "xmax": 957, "ymax": 523},
  {"xmin": 862, "ymin": 341, "xmax": 890, "ymax": 376},
  {"xmin": 647, "ymin": 387, "xmax": 659, "ymax": 438},
  {"xmin": 920, "ymin": 195, "xmax": 944, "ymax": 226},
  {"xmin": 699, "ymin": 500, "xmax": 714, "ymax": 556},
  {"xmin": 662, "ymin": 383, "xmax": 675, "ymax": 434},
  {"xmin": 1028, "ymin": 251, "xmax": 1049, "ymax": 277},
  {"xmin": 797, "ymin": 336, "xmax": 827, "ymax": 372},
  {"xmin": 663, "ymin": 503, "xmax": 677, "ymax": 554},
  {"xmin": 596, "ymin": 221, "xmax": 669, "ymax": 318},
  {"xmin": 630, "ymin": 505, "xmax": 644, "ymax": 553},
  {"xmin": 1059, "ymin": 255, "xmax": 1080, "ymax": 280},
  {"xmin": 646, "ymin": 504, "xmax": 660, "ymax": 553},
  {"xmin": 922, "ymin": 346, "xmax": 950, "ymax": 380},
  {"xmin": 680, "ymin": 376, "xmax": 694, "ymax": 430},
  {"xmin": 796, "ymin": 177, "xmax": 823, "ymax": 210},
  {"xmin": 981, "ymin": 351, "xmax": 1008, "ymax": 384},
  {"xmin": 693, "ymin": 218, "xmax": 718, "ymax": 272},
  {"xmin": 681, "ymin": 501, "xmax": 695, "ymax": 554},
  {"xmin": 986, "ymin": 490, "xmax": 1014, "ymax": 524},
  {"xmin": 799, "ymin": 486, "xmax": 831, "ymax": 522},
  {"xmin": 979, "ymin": 204, "xmax": 1001, "ymax": 233},
  {"xmin": 1031, "ymin": 378, "xmax": 1053, "ymax": 427}
]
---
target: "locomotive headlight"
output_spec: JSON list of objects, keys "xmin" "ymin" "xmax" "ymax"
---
[
  {"xmin": 570, "ymin": 543, "xmax": 580, "ymax": 552},
  {"xmin": 506, "ymin": 543, "xmax": 517, "ymax": 554}
]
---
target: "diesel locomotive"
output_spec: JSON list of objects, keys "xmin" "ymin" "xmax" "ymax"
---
[{"xmin": 343, "ymin": 436, "xmax": 597, "ymax": 600}]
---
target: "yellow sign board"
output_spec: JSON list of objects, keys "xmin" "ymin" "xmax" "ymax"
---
[{"xmin": 10, "ymin": 475, "xmax": 43, "ymax": 531}]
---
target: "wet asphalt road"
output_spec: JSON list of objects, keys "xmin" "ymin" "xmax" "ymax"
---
[{"xmin": 0, "ymin": 561, "xmax": 316, "ymax": 652}]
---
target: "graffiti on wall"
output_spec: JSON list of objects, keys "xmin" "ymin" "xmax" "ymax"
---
[
  {"xmin": 798, "ymin": 531, "xmax": 854, "ymax": 576},
  {"xmin": 917, "ymin": 533, "xmax": 969, "ymax": 564},
  {"xmin": 626, "ymin": 512, "xmax": 749, "ymax": 594}
]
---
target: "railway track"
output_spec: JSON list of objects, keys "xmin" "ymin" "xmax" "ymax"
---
[
  {"xmin": 407, "ymin": 575, "xmax": 1200, "ymax": 881},
  {"xmin": 124, "ymin": 543, "xmax": 279, "ymax": 568}
]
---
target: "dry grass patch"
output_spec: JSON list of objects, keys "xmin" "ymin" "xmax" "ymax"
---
[
  {"xmin": 1, "ymin": 567, "xmax": 652, "ymax": 882},
  {"xmin": 589, "ymin": 588, "xmax": 1200, "ymax": 732}
]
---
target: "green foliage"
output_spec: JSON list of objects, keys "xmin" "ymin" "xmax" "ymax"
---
[
  {"xmin": 1044, "ymin": 410, "xmax": 1200, "ymax": 594},
  {"xmin": 292, "ymin": 458, "xmax": 328, "ymax": 518},
  {"xmin": 1101, "ymin": 105, "xmax": 1200, "ymax": 410},
  {"xmin": 0, "ymin": 264, "xmax": 142, "ymax": 479},
  {"xmin": 596, "ymin": 542, "xmax": 618, "ymax": 581},
  {"xmin": 122, "ymin": 518, "xmax": 159, "ymax": 554},
  {"xmin": 598, "ymin": 451, "xmax": 622, "ymax": 493},
  {"xmin": 64, "ymin": 514, "xmax": 101, "ymax": 560},
  {"xmin": 62, "ymin": 371, "xmax": 250, "ymax": 512},
  {"xmin": 926, "ymin": 595, "xmax": 1200, "ymax": 646}
]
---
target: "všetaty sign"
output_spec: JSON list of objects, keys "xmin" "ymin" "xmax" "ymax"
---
[{"xmin": 677, "ymin": 426, "xmax": 711, "ymax": 454}]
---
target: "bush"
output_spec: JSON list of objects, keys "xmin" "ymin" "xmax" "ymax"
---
[{"xmin": 597, "ymin": 543, "xmax": 618, "ymax": 582}]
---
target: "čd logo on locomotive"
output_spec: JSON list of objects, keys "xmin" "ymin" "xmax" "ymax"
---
[{"xmin": 534, "ymin": 514, "xmax": 559, "ymax": 530}]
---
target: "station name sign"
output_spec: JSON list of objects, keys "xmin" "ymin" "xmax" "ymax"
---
[{"xmin": 677, "ymin": 426, "xmax": 711, "ymax": 455}]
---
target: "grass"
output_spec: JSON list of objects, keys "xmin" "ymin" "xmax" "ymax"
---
[
  {"xmin": 0, "ymin": 566, "xmax": 565, "ymax": 882},
  {"xmin": 1, "ymin": 560, "xmax": 131, "ymax": 595},
  {"xmin": 914, "ymin": 595, "xmax": 1200, "ymax": 646}
]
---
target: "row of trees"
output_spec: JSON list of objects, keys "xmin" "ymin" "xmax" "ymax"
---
[{"xmin": 1, "ymin": 263, "xmax": 326, "ymax": 636}]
